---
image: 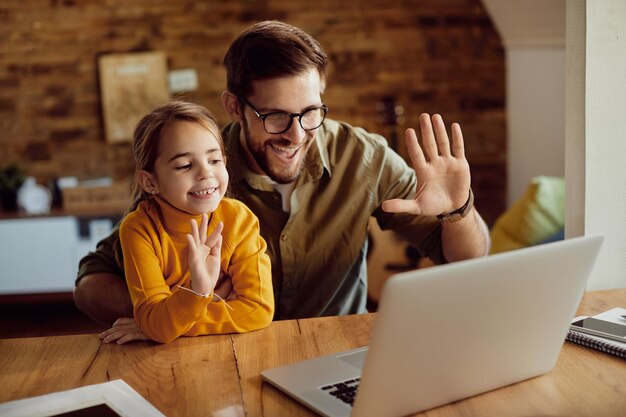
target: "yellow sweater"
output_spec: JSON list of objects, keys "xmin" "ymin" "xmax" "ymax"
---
[{"xmin": 119, "ymin": 196, "xmax": 274, "ymax": 343}]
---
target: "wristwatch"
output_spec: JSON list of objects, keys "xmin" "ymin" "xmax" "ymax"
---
[{"xmin": 436, "ymin": 188, "xmax": 474, "ymax": 223}]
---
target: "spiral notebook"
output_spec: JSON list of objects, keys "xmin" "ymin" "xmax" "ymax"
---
[{"xmin": 567, "ymin": 308, "xmax": 626, "ymax": 359}]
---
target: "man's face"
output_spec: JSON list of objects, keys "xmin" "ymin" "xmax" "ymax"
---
[{"xmin": 239, "ymin": 69, "xmax": 325, "ymax": 184}]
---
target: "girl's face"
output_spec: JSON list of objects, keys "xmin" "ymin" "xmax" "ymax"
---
[{"xmin": 141, "ymin": 120, "xmax": 228, "ymax": 215}]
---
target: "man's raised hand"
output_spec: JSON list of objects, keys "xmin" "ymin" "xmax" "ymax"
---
[{"xmin": 382, "ymin": 113, "xmax": 471, "ymax": 217}]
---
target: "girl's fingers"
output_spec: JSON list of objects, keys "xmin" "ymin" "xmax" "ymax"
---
[
  {"xmin": 189, "ymin": 218, "xmax": 201, "ymax": 245},
  {"xmin": 116, "ymin": 334, "xmax": 133, "ymax": 345},
  {"xmin": 117, "ymin": 331, "xmax": 149, "ymax": 345},
  {"xmin": 98, "ymin": 317, "xmax": 147, "ymax": 344},
  {"xmin": 186, "ymin": 234, "xmax": 197, "ymax": 253},
  {"xmin": 206, "ymin": 221, "xmax": 224, "ymax": 248},
  {"xmin": 99, "ymin": 318, "xmax": 135, "ymax": 339},
  {"xmin": 99, "ymin": 329, "xmax": 114, "ymax": 339},
  {"xmin": 199, "ymin": 213, "xmax": 208, "ymax": 244},
  {"xmin": 210, "ymin": 234, "xmax": 222, "ymax": 257},
  {"xmin": 101, "ymin": 325, "xmax": 131, "ymax": 343}
]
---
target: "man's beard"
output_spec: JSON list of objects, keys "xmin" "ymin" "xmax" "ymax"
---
[{"xmin": 241, "ymin": 118, "xmax": 310, "ymax": 184}]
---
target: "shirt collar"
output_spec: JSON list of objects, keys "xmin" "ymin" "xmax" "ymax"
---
[{"xmin": 315, "ymin": 122, "xmax": 332, "ymax": 178}]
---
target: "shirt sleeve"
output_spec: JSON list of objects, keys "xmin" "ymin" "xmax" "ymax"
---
[{"xmin": 75, "ymin": 222, "xmax": 124, "ymax": 284}]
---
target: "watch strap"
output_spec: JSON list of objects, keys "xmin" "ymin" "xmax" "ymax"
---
[{"xmin": 436, "ymin": 188, "xmax": 474, "ymax": 223}]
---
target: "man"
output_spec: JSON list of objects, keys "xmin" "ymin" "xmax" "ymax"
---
[{"xmin": 75, "ymin": 21, "xmax": 490, "ymax": 334}]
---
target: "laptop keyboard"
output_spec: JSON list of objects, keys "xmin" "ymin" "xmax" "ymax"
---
[{"xmin": 320, "ymin": 377, "xmax": 360, "ymax": 406}]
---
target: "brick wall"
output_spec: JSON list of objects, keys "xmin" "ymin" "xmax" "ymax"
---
[{"xmin": 0, "ymin": 0, "xmax": 505, "ymax": 224}]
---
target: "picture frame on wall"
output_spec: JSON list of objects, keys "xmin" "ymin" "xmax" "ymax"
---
[{"xmin": 98, "ymin": 51, "xmax": 170, "ymax": 143}]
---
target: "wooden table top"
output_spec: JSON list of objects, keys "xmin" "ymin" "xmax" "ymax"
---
[{"xmin": 1, "ymin": 288, "xmax": 625, "ymax": 417}]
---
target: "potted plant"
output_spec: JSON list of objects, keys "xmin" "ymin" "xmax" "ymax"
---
[{"xmin": 0, "ymin": 163, "xmax": 26, "ymax": 211}]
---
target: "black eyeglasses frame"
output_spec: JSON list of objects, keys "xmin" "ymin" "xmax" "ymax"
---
[{"xmin": 238, "ymin": 97, "xmax": 328, "ymax": 134}]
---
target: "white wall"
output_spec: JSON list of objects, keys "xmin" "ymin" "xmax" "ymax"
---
[
  {"xmin": 566, "ymin": 0, "xmax": 626, "ymax": 290},
  {"xmin": 481, "ymin": 0, "xmax": 566, "ymax": 206},
  {"xmin": 507, "ymin": 49, "xmax": 565, "ymax": 204},
  {"xmin": 485, "ymin": 0, "xmax": 626, "ymax": 289}
]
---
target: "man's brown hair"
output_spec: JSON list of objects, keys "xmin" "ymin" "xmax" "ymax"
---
[{"xmin": 223, "ymin": 20, "xmax": 329, "ymax": 99}]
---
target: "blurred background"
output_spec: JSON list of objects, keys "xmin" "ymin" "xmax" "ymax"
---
[
  {"xmin": 0, "ymin": 0, "xmax": 507, "ymax": 223},
  {"xmin": 2, "ymin": 0, "xmax": 572, "ymax": 336}
]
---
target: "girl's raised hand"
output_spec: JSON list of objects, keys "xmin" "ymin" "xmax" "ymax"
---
[{"xmin": 187, "ymin": 214, "xmax": 224, "ymax": 296}]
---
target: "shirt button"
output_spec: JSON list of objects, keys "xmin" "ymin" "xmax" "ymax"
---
[{"xmin": 280, "ymin": 234, "xmax": 288, "ymax": 241}]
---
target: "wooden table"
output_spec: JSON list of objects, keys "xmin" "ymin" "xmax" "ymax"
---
[{"xmin": 1, "ymin": 289, "xmax": 625, "ymax": 417}]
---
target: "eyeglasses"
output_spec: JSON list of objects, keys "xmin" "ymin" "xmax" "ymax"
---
[{"xmin": 239, "ymin": 97, "xmax": 328, "ymax": 134}]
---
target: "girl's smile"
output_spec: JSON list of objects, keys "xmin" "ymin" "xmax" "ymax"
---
[{"xmin": 189, "ymin": 187, "xmax": 219, "ymax": 197}]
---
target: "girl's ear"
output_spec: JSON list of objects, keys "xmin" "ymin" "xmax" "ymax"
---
[
  {"xmin": 137, "ymin": 170, "xmax": 159, "ymax": 195},
  {"xmin": 221, "ymin": 91, "xmax": 243, "ymax": 123}
]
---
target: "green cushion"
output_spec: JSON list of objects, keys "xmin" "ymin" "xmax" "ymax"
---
[{"xmin": 490, "ymin": 176, "xmax": 565, "ymax": 254}]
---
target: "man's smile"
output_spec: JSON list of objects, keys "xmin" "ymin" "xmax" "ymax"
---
[{"xmin": 268, "ymin": 141, "xmax": 305, "ymax": 160}]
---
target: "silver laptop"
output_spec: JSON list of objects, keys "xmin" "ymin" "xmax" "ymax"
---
[{"xmin": 261, "ymin": 235, "xmax": 603, "ymax": 417}]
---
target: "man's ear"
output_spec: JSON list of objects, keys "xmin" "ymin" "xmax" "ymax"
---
[
  {"xmin": 137, "ymin": 170, "xmax": 159, "ymax": 195},
  {"xmin": 221, "ymin": 91, "xmax": 243, "ymax": 123}
]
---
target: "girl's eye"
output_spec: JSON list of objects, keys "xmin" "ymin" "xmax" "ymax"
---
[
  {"xmin": 175, "ymin": 164, "xmax": 191, "ymax": 170},
  {"xmin": 210, "ymin": 159, "xmax": 223, "ymax": 165}
]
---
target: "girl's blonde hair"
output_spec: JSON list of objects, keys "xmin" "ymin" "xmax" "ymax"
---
[
  {"xmin": 113, "ymin": 101, "xmax": 225, "ymax": 267},
  {"xmin": 127, "ymin": 100, "xmax": 225, "ymax": 214}
]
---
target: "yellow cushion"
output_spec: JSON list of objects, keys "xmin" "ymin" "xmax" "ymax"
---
[{"xmin": 490, "ymin": 176, "xmax": 565, "ymax": 254}]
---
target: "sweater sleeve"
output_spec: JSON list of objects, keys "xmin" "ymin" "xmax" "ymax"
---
[
  {"xmin": 184, "ymin": 201, "xmax": 275, "ymax": 335},
  {"xmin": 120, "ymin": 212, "xmax": 212, "ymax": 343}
]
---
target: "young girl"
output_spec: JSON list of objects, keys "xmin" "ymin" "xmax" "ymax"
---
[{"xmin": 101, "ymin": 101, "xmax": 273, "ymax": 344}]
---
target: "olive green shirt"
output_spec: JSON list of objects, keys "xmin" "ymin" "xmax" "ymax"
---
[{"xmin": 77, "ymin": 119, "xmax": 444, "ymax": 320}]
